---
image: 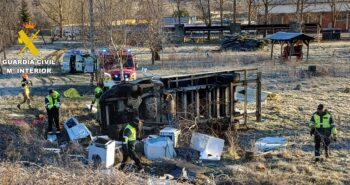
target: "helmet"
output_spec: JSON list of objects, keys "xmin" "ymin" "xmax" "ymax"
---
[{"xmin": 21, "ymin": 73, "xmax": 29, "ymax": 79}]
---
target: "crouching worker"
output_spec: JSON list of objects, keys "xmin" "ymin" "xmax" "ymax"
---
[
  {"xmin": 119, "ymin": 118, "xmax": 143, "ymax": 171},
  {"xmin": 90, "ymin": 84, "xmax": 103, "ymax": 121},
  {"xmin": 309, "ymin": 104, "xmax": 337, "ymax": 162},
  {"xmin": 45, "ymin": 89, "xmax": 61, "ymax": 134}
]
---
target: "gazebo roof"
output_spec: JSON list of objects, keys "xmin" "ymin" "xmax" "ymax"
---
[{"xmin": 268, "ymin": 32, "xmax": 314, "ymax": 41}]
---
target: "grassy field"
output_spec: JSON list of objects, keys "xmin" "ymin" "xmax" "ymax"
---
[{"xmin": 0, "ymin": 41, "xmax": 349, "ymax": 184}]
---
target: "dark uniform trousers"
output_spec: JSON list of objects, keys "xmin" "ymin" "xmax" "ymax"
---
[
  {"xmin": 121, "ymin": 141, "xmax": 141, "ymax": 169},
  {"xmin": 314, "ymin": 128, "xmax": 331, "ymax": 157},
  {"xmin": 47, "ymin": 107, "xmax": 60, "ymax": 132}
]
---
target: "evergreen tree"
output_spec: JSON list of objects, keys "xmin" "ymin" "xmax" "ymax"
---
[{"xmin": 19, "ymin": 0, "xmax": 30, "ymax": 24}]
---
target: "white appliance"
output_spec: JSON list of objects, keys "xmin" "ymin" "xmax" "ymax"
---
[
  {"xmin": 88, "ymin": 136, "xmax": 115, "ymax": 168},
  {"xmin": 160, "ymin": 127, "xmax": 180, "ymax": 147},
  {"xmin": 144, "ymin": 137, "xmax": 176, "ymax": 160},
  {"xmin": 190, "ymin": 132, "xmax": 225, "ymax": 161},
  {"xmin": 64, "ymin": 117, "xmax": 91, "ymax": 141}
]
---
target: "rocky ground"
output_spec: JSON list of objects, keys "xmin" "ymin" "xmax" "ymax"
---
[{"xmin": 0, "ymin": 41, "xmax": 349, "ymax": 184}]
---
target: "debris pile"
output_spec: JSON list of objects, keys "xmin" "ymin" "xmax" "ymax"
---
[{"xmin": 220, "ymin": 34, "xmax": 268, "ymax": 51}]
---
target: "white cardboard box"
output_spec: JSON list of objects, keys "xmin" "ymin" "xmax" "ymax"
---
[{"xmin": 190, "ymin": 132, "xmax": 225, "ymax": 161}]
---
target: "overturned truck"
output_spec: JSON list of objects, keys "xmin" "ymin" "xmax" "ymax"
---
[{"xmin": 99, "ymin": 69, "xmax": 262, "ymax": 139}]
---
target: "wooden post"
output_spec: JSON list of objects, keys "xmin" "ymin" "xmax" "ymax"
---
[
  {"xmin": 208, "ymin": 90, "xmax": 212, "ymax": 118},
  {"xmin": 183, "ymin": 92, "xmax": 187, "ymax": 118},
  {"xmin": 244, "ymin": 70, "xmax": 248, "ymax": 125},
  {"xmin": 270, "ymin": 41, "xmax": 274, "ymax": 59},
  {"xmin": 306, "ymin": 40, "xmax": 310, "ymax": 61},
  {"xmin": 256, "ymin": 72, "xmax": 262, "ymax": 122},
  {"xmin": 225, "ymin": 87, "xmax": 230, "ymax": 117},
  {"xmin": 289, "ymin": 40, "xmax": 293, "ymax": 60},
  {"xmin": 196, "ymin": 90, "xmax": 200, "ymax": 118},
  {"xmin": 280, "ymin": 41, "xmax": 283, "ymax": 57},
  {"xmin": 216, "ymin": 88, "xmax": 220, "ymax": 118},
  {"xmin": 230, "ymin": 83, "xmax": 235, "ymax": 123}
]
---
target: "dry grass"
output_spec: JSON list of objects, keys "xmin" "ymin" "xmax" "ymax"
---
[
  {"xmin": 0, "ymin": 162, "xmax": 135, "ymax": 185},
  {"xmin": 1, "ymin": 42, "xmax": 350, "ymax": 184}
]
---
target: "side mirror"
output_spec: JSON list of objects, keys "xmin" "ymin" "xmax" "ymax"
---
[{"xmin": 135, "ymin": 62, "xmax": 139, "ymax": 69}]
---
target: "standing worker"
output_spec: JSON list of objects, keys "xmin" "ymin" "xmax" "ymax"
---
[
  {"xmin": 164, "ymin": 93, "xmax": 176, "ymax": 127},
  {"xmin": 45, "ymin": 89, "xmax": 61, "ymax": 134},
  {"xmin": 119, "ymin": 118, "xmax": 143, "ymax": 171},
  {"xmin": 309, "ymin": 104, "xmax": 337, "ymax": 162},
  {"xmin": 17, "ymin": 73, "xmax": 33, "ymax": 109},
  {"xmin": 90, "ymin": 84, "xmax": 103, "ymax": 121}
]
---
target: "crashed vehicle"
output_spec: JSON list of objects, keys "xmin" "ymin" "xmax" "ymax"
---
[{"xmin": 98, "ymin": 69, "xmax": 262, "ymax": 140}]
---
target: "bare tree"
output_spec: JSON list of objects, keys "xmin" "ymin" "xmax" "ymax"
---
[
  {"xmin": 232, "ymin": 0, "xmax": 236, "ymax": 23},
  {"xmin": 326, "ymin": 0, "xmax": 347, "ymax": 28},
  {"xmin": 176, "ymin": 0, "xmax": 183, "ymax": 24},
  {"xmin": 0, "ymin": 0, "xmax": 18, "ymax": 61},
  {"xmin": 261, "ymin": 0, "xmax": 274, "ymax": 24},
  {"xmin": 194, "ymin": 0, "xmax": 212, "ymax": 39},
  {"xmin": 39, "ymin": 0, "xmax": 66, "ymax": 38},
  {"xmin": 247, "ymin": 0, "xmax": 256, "ymax": 25},
  {"xmin": 294, "ymin": 0, "xmax": 317, "ymax": 26}
]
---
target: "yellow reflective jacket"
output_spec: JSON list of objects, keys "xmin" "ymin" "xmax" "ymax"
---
[
  {"xmin": 123, "ymin": 124, "xmax": 136, "ymax": 143},
  {"xmin": 45, "ymin": 91, "xmax": 61, "ymax": 110},
  {"xmin": 309, "ymin": 112, "xmax": 337, "ymax": 135}
]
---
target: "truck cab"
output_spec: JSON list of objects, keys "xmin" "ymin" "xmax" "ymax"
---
[{"xmin": 98, "ymin": 48, "xmax": 137, "ymax": 83}]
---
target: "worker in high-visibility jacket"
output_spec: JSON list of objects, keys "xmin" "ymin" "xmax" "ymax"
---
[
  {"xmin": 45, "ymin": 89, "xmax": 61, "ymax": 133},
  {"xmin": 17, "ymin": 73, "xmax": 33, "ymax": 109},
  {"xmin": 90, "ymin": 85, "xmax": 104, "ymax": 121},
  {"xmin": 309, "ymin": 104, "xmax": 337, "ymax": 162},
  {"xmin": 119, "ymin": 118, "xmax": 142, "ymax": 171}
]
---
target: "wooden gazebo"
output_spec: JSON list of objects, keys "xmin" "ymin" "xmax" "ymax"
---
[{"xmin": 268, "ymin": 32, "xmax": 314, "ymax": 61}]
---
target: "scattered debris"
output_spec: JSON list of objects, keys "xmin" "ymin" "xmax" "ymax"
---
[
  {"xmin": 88, "ymin": 136, "xmax": 116, "ymax": 168},
  {"xmin": 175, "ymin": 148, "xmax": 200, "ymax": 162},
  {"xmin": 86, "ymin": 104, "xmax": 97, "ymax": 113},
  {"xmin": 63, "ymin": 88, "xmax": 81, "ymax": 98},
  {"xmin": 341, "ymin": 87, "xmax": 350, "ymax": 93},
  {"xmin": 159, "ymin": 127, "xmax": 181, "ymax": 147},
  {"xmin": 47, "ymin": 133, "xmax": 58, "ymax": 143},
  {"xmin": 42, "ymin": 148, "xmax": 61, "ymax": 154},
  {"xmin": 235, "ymin": 86, "xmax": 270, "ymax": 102},
  {"xmin": 255, "ymin": 137, "xmax": 287, "ymax": 152},
  {"xmin": 64, "ymin": 117, "xmax": 92, "ymax": 141},
  {"xmin": 144, "ymin": 137, "xmax": 176, "ymax": 160},
  {"xmin": 159, "ymin": 174, "xmax": 174, "ymax": 180},
  {"xmin": 220, "ymin": 34, "xmax": 268, "ymax": 51},
  {"xmin": 190, "ymin": 132, "xmax": 225, "ymax": 161},
  {"xmin": 294, "ymin": 84, "xmax": 302, "ymax": 90}
]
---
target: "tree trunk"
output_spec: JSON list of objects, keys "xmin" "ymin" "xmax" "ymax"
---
[
  {"xmin": 233, "ymin": 0, "xmax": 236, "ymax": 23},
  {"xmin": 89, "ymin": 0, "xmax": 95, "ymax": 54},
  {"xmin": 207, "ymin": 0, "xmax": 211, "ymax": 40},
  {"xmin": 177, "ymin": 0, "xmax": 181, "ymax": 24},
  {"xmin": 332, "ymin": 3, "xmax": 336, "ymax": 28},
  {"xmin": 81, "ymin": 0, "xmax": 85, "ymax": 41},
  {"xmin": 220, "ymin": 0, "xmax": 223, "ymax": 36},
  {"xmin": 59, "ymin": 0, "xmax": 63, "ymax": 38},
  {"xmin": 264, "ymin": 3, "xmax": 268, "ymax": 24},
  {"xmin": 248, "ymin": 1, "xmax": 252, "ymax": 25},
  {"xmin": 151, "ymin": 49, "xmax": 155, "ymax": 65}
]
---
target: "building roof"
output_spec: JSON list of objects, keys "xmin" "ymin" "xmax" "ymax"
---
[
  {"xmin": 267, "ymin": 3, "xmax": 350, "ymax": 14},
  {"xmin": 268, "ymin": 32, "xmax": 314, "ymax": 41}
]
